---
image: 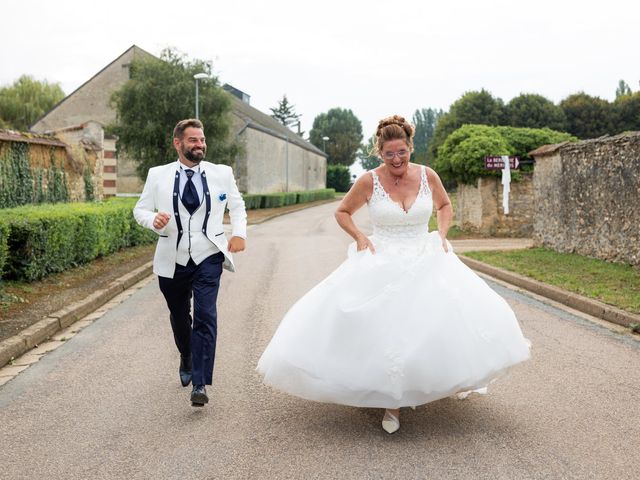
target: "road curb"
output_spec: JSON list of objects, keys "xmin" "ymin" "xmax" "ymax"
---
[
  {"xmin": 0, "ymin": 261, "xmax": 154, "ymax": 368},
  {"xmin": 459, "ymin": 255, "xmax": 640, "ymax": 328}
]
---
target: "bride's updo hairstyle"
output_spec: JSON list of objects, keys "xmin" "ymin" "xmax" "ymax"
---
[{"xmin": 375, "ymin": 115, "xmax": 415, "ymax": 155}]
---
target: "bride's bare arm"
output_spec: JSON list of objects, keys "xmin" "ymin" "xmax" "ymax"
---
[
  {"xmin": 427, "ymin": 168, "xmax": 453, "ymax": 252},
  {"xmin": 335, "ymin": 173, "xmax": 376, "ymax": 253}
]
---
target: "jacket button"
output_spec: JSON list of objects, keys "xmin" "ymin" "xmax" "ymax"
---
[
  {"xmin": 180, "ymin": 230, "xmax": 183, "ymax": 233},
  {"xmin": 202, "ymin": 229, "xmax": 206, "ymax": 232},
  {"xmin": 173, "ymin": 192, "xmax": 177, "ymax": 196}
]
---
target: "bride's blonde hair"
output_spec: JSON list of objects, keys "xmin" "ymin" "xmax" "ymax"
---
[{"xmin": 374, "ymin": 115, "xmax": 415, "ymax": 155}]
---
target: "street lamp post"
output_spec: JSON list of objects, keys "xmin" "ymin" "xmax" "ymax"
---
[
  {"xmin": 322, "ymin": 136, "xmax": 330, "ymax": 153},
  {"xmin": 193, "ymin": 73, "xmax": 209, "ymax": 119}
]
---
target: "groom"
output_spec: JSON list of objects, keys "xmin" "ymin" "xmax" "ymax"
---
[{"xmin": 134, "ymin": 118, "xmax": 247, "ymax": 407}]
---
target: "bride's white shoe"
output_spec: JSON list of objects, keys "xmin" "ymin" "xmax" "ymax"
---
[{"xmin": 381, "ymin": 410, "xmax": 400, "ymax": 434}]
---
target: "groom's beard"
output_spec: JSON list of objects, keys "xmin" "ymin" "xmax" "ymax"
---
[{"xmin": 182, "ymin": 144, "xmax": 206, "ymax": 163}]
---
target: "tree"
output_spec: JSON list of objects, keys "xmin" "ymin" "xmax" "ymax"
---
[
  {"xmin": 270, "ymin": 94, "xmax": 302, "ymax": 135},
  {"xmin": 412, "ymin": 107, "xmax": 444, "ymax": 165},
  {"xmin": 505, "ymin": 93, "xmax": 566, "ymax": 131},
  {"xmin": 615, "ymin": 80, "xmax": 632, "ymax": 99},
  {"xmin": 559, "ymin": 92, "xmax": 613, "ymax": 139},
  {"xmin": 434, "ymin": 124, "xmax": 576, "ymax": 185},
  {"xmin": 358, "ymin": 135, "xmax": 381, "ymax": 170},
  {"xmin": 0, "ymin": 75, "xmax": 65, "ymax": 131},
  {"xmin": 309, "ymin": 108, "xmax": 363, "ymax": 166},
  {"xmin": 110, "ymin": 48, "xmax": 240, "ymax": 179},
  {"xmin": 428, "ymin": 89, "xmax": 506, "ymax": 161},
  {"xmin": 326, "ymin": 165, "xmax": 352, "ymax": 192},
  {"xmin": 613, "ymin": 92, "xmax": 640, "ymax": 132}
]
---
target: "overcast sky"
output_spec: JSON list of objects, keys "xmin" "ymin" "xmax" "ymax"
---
[{"xmin": 2, "ymin": 0, "xmax": 639, "ymax": 140}]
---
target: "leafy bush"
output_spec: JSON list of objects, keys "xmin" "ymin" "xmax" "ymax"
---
[
  {"xmin": 326, "ymin": 165, "xmax": 352, "ymax": 192},
  {"xmin": 434, "ymin": 124, "xmax": 576, "ymax": 184},
  {"xmin": 297, "ymin": 189, "xmax": 335, "ymax": 203},
  {"xmin": 261, "ymin": 193, "xmax": 286, "ymax": 209},
  {"xmin": 242, "ymin": 189, "xmax": 335, "ymax": 210},
  {"xmin": 0, "ymin": 219, "xmax": 8, "ymax": 277},
  {"xmin": 0, "ymin": 198, "xmax": 155, "ymax": 282},
  {"xmin": 283, "ymin": 192, "xmax": 297, "ymax": 206},
  {"xmin": 242, "ymin": 194, "xmax": 262, "ymax": 210}
]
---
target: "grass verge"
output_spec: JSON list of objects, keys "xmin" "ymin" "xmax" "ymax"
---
[{"xmin": 463, "ymin": 247, "xmax": 640, "ymax": 314}]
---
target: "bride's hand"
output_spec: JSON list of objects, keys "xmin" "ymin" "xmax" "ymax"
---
[
  {"xmin": 440, "ymin": 234, "xmax": 449, "ymax": 253},
  {"xmin": 356, "ymin": 235, "xmax": 376, "ymax": 254}
]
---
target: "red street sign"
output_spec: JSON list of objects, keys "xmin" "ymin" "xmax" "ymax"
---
[{"xmin": 484, "ymin": 156, "xmax": 520, "ymax": 169}]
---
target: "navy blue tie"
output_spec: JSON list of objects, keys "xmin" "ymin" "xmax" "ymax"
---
[{"xmin": 182, "ymin": 169, "xmax": 199, "ymax": 215}]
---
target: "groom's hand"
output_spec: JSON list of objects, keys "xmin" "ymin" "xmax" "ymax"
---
[
  {"xmin": 153, "ymin": 212, "xmax": 171, "ymax": 230},
  {"xmin": 228, "ymin": 236, "xmax": 246, "ymax": 253}
]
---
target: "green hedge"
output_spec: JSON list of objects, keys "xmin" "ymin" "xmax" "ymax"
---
[
  {"xmin": 241, "ymin": 188, "xmax": 335, "ymax": 210},
  {"xmin": 0, "ymin": 219, "xmax": 8, "ymax": 278},
  {"xmin": 242, "ymin": 194, "xmax": 262, "ymax": 210},
  {"xmin": 296, "ymin": 188, "xmax": 335, "ymax": 204},
  {"xmin": 0, "ymin": 198, "xmax": 156, "ymax": 282}
]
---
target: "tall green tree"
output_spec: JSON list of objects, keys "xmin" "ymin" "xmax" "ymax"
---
[
  {"xmin": 270, "ymin": 94, "xmax": 302, "ymax": 135},
  {"xmin": 111, "ymin": 48, "xmax": 240, "ymax": 179},
  {"xmin": 412, "ymin": 107, "xmax": 444, "ymax": 165},
  {"xmin": 0, "ymin": 75, "xmax": 65, "ymax": 131},
  {"xmin": 358, "ymin": 135, "xmax": 381, "ymax": 170},
  {"xmin": 615, "ymin": 79, "xmax": 632, "ymax": 98},
  {"xmin": 428, "ymin": 89, "xmax": 505, "ymax": 161},
  {"xmin": 505, "ymin": 93, "xmax": 566, "ymax": 131},
  {"xmin": 309, "ymin": 108, "xmax": 363, "ymax": 166},
  {"xmin": 559, "ymin": 92, "xmax": 613, "ymax": 139},
  {"xmin": 613, "ymin": 92, "xmax": 640, "ymax": 132}
]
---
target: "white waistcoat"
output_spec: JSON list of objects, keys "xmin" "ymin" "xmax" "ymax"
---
[{"xmin": 175, "ymin": 197, "xmax": 220, "ymax": 266}]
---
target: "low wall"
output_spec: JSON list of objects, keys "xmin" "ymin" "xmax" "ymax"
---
[
  {"xmin": 456, "ymin": 173, "xmax": 534, "ymax": 237},
  {"xmin": 532, "ymin": 132, "xmax": 640, "ymax": 265}
]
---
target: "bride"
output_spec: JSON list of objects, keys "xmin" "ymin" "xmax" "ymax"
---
[{"xmin": 257, "ymin": 115, "xmax": 531, "ymax": 434}]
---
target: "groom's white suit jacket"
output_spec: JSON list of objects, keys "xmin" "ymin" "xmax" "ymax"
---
[{"xmin": 134, "ymin": 160, "xmax": 247, "ymax": 279}]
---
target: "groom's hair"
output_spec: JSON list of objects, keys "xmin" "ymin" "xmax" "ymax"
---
[{"xmin": 173, "ymin": 119, "xmax": 204, "ymax": 139}]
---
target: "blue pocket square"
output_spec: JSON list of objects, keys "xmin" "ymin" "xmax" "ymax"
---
[{"xmin": 218, "ymin": 193, "xmax": 227, "ymax": 201}]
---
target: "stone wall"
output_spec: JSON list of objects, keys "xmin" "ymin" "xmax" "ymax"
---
[
  {"xmin": 456, "ymin": 174, "xmax": 534, "ymax": 237},
  {"xmin": 532, "ymin": 132, "xmax": 640, "ymax": 265}
]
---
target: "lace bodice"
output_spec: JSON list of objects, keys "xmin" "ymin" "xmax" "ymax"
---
[{"xmin": 368, "ymin": 166, "xmax": 432, "ymax": 240}]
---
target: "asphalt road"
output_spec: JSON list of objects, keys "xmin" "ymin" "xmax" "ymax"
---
[{"xmin": 1, "ymin": 202, "xmax": 639, "ymax": 480}]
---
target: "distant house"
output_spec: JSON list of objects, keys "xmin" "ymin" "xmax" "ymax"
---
[{"xmin": 31, "ymin": 45, "xmax": 326, "ymax": 195}]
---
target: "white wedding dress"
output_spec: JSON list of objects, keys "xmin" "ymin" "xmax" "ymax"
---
[{"xmin": 257, "ymin": 166, "xmax": 531, "ymax": 408}]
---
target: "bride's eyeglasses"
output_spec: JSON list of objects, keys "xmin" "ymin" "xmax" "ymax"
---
[{"xmin": 382, "ymin": 150, "xmax": 409, "ymax": 160}]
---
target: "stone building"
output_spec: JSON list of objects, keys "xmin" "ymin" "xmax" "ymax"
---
[
  {"xmin": 530, "ymin": 133, "xmax": 640, "ymax": 266},
  {"xmin": 30, "ymin": 45, "xmax": 326, "ymax": 195}
]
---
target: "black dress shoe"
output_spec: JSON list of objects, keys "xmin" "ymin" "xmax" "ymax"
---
[
  {"xmin": 179, "ymin": 356, "xmax": 192, "ymax": 387},
  {"xmin": 191, "ymin": 385, "xmax": 208, "ymax": 407}
]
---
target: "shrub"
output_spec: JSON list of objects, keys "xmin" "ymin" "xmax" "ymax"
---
[
  {"xmin": 326, "ymin": 165, "xmax": 352, "ymax": 192},
  {"xmin": 283, "ymin": 192, "xmax": 297, "ymax": 206},
  {"xmin": 261, "ymin": 193, "xmax": 286, "ymax": 209},
  {"xmin": 0, "ymin": 219, "xmax": 8, "ymax": 277},
  {"xmin": 0, "ymin": 198, "xmax": 155, "ymax": 282},
  {"xmin": 242, "ymin": 194, "xmax": 262, "ymax": 210},
  {"xmin": 434, "ymin": 124, "xmax": 576, "ymax": 185},
  {"xmin": 297, "ymin": 188, "xmax": 335, "ymax": 203}
]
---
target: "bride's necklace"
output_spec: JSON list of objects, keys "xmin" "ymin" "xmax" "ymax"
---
[
  {"xmin": 385, "ymin": 165, "xmax": 408, "ymax": 186},
  {"xmin": 391, "ymin": 173, "xmax": 405, "ymax": 186}
]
